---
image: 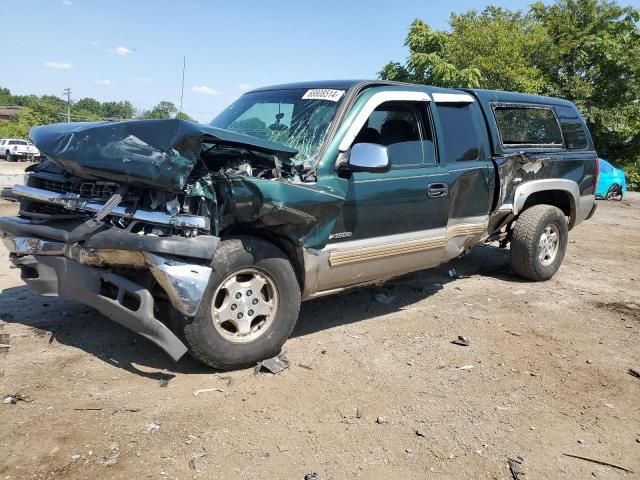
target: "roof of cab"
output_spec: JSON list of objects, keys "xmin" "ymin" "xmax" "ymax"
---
[
  {"xmin": 249, "ymin": 80, "xmax": 365, "ymax": 93},
  {"xmin": 248, "ymin": 80, "xmax": 576, "ymax": 109},
  {"xmin": 467, "ymin": 89, "xmax": 575, "ymax": 108}
]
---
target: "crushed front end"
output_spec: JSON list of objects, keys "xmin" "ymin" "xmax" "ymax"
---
[
  {"xmin": 0, "ymin": 119, "xmax": 320, "ymax": 360},
  {"xmin": 1, "ymin": 160, "xmax": 220, "ymax": 360}
]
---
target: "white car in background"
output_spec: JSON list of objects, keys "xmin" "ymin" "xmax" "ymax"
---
[{"xmin": 0, "ymin": 139, "xmax": 41, "ymax": 161}]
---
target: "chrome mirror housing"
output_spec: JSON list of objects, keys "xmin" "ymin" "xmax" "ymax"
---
[{"xmin": 346, "ymin": 143, "xmax": 390, "ymax": 173}]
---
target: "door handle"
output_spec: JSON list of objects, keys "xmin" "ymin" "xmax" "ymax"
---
[{"xmin": 427, "ymin": 183, "xmax": 448, "ymax": 198}]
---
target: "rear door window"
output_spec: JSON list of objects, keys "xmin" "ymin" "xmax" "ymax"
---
[
  {"xmin": 555, "ymin": 105, "xmax": 588, "ymax": 150},
  {"xmin": 493, "ymin": 106, "xmax": 564, "ymax": 147},
  {"xmin": 436, "ymin": 103, "xmax": 480, "ymax": 162}
]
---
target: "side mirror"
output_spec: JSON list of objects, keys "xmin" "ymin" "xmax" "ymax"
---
[{"xmin": 345, "ymin": 143, "xmax": 390, "ymax": 173}]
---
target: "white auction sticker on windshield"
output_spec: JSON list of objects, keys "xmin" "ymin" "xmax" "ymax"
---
[{"xmin": 302, "ymin": 89, "xmax": 345, "ymax": 102}]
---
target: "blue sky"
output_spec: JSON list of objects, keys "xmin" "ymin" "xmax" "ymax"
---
[{"xmin": 2, "ymin": 0, "xmax": 638, "ymax": 122}]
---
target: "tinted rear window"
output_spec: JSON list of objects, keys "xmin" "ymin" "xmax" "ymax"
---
[
  {"xmin": 436, "ymin": 103, "xmax": 480, "ymax": 162},
  {"xmin": 494, "ymin": 106, "xmax": 563, "ymax": 146},
  {"xmin": 8, "ymin": 140, "xmax": 27, "ymax": 145},
  {"xmin": 555, "ymin": 105, "xmax": 588, "ymax": 150}
]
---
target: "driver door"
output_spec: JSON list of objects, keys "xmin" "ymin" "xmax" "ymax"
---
[{"xmin": 317, "ymin": 92, "xmax": 451, "ymax": 292}]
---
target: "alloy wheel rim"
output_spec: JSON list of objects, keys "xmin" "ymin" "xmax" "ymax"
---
[
  {"xmin": 211, "ymin": 268, "xmax": 278, "ymax": 344},
  {"xmin": 538, "ymin": 224, "xmax": 560, "ymax": 266}
]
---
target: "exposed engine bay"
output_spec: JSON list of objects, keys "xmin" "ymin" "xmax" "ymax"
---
[{"xmin": 19, "ymin": 144, "xmax": 303, "ymax": 240}]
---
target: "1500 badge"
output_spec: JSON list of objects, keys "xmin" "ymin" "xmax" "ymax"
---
[{"xmin": 328, "ymin": 231, "xmax": 353, "ymax": 240}]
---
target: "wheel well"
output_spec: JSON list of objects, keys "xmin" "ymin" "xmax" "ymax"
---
[
  {"xmin": 520, "ymin": 190, "xmax": 575, "ymax": 228},
  {"xmin": 220, "ymin": 228, "xmax": 305, "ymax": 291}
]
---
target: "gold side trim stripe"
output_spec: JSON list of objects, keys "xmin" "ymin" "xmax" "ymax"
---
[{"xmin": 328, "ymin": 224, "xmax": 487, "ymax": 267}]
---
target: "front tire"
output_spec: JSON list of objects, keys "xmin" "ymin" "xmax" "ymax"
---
[
  {"xmin": 181, "ymin": 237, "xmax": 301, "ymax": 369},
  {"xmin": 5, "ymin": 151, "xmax": 12, "ymax": 162},
  {"xmin": 510, "ymin": 205, "xmax": 568, "ymax": 281}
]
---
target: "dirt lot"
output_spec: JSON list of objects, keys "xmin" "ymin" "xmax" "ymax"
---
[{"xmin": 0, "ymin": 194, "xmax": 638, "ymax": 480}]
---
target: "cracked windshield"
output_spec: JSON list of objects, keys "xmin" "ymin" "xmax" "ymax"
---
[{"xmin": 210, "ymin": 89, "xmax": 344, "ymax": 167}]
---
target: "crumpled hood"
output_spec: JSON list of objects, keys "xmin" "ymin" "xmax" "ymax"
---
[{"xmin": 29, "ymin": 119, "xmax": 298, "ymax": 192}]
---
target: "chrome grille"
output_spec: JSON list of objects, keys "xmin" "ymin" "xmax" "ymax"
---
[{"xmin": 31, "ymin": 177, "xmax": 119, "ymax": 200}]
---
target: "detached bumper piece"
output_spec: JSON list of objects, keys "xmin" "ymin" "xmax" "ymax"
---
[{"xmin": 12, "ymin": 255, "xmax": 188, "ymax": 360}]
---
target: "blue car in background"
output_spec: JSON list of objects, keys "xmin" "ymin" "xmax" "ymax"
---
[{"xmin": 596, "ymin": 158, "xmax": 627, "ymax": 200}]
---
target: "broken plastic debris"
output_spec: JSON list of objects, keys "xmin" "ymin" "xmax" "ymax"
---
[
  {"xmin": 102, "ymin": 454, "xmax": 119, "ymax": 467},
  {"xmin": 448, "ymin": 268, "xmax": 459, "ymax": 279},
  {"xmin": 254, "ymin": 352, "xmax": 290, "ymax": 374},
  {"xmin": 145, "ymin": 421, "xmax": 161, "ymax": 433},
  {"xmin": 451, "ymin": 335, "xmax": 470, "ymax": 347},
  {"xmin": 374, "ymin": 293, "xmax": 396, "ymax": 304},
  {"xmin": 2, "ymin": 393, "xmax": 31, "ymax": 404},
  {"xmin": 458, "ymin": 365, "xmax": 475, "ymax": 370}
]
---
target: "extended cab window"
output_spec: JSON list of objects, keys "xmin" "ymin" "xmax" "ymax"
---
[
  {"xmin": 555, "ymin": 105, "xmax": 588, "ymax": 150},
  {"xmin": 436, "ymin": 103, "xmax": 480, "ymax": 162},
  {"xmin": 493, "ymin": 106, "xmax": 564, "ymax": 147},
  {"xmin": 353, "ymin": 100, "xmax": 435, "ymax": 166}
]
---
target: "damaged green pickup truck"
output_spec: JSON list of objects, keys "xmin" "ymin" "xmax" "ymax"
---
[{"xmin": 0, "ymin": 80, "xmax": 598, "ymax": 368}]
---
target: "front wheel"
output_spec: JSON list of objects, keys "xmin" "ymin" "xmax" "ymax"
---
[
  {"xmin": 181, "ymin": 237, "xmax": 301, "ymax": 370},
  {"xmin": 5, "ymin": 151, "xmax": 12, "ymax": 162},
  {"xmin": 510, "ymin": 205, "xmax": 568, "ymax": 281}
]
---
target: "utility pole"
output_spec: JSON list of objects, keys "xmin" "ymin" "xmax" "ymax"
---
[
  {"xmin": 178, "ymin": 56, "xmax": 186, "ymax": 118},
  {"xmin": 63, "ymin": 87, "xmax": 71, "ymax": 122}
]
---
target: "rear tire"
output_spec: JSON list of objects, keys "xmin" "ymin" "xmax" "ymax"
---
[
  {"xmin": 606, "ymin": 184, "xmax": 622, "ymax": 201},
  {"xmin": 180, "ymin": 237, "xmax": 301, "ymax": 370},
  {"xmin": 510, "ymin": 205, "xmax": 568, "ymax": 281}
]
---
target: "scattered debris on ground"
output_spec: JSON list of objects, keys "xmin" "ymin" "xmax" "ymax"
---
[
  {"xmin": 448, "ymin": 268, "xmax": 459, "ymax": 279},
  {"xmin": 507, "ymin": 456, "xmax": 526, "ymax": 479},
  {"xmin": 189, "ymin": 452, "xmax": 208, "ymax": 471},
  {"xmin": 2, "ymin": 393, "xmax": 31, "ymax": 404},
  {"xmin": 451, "ymin": 335, "xmax": 470, "ymax": 346},
  {"xmin": 193, "ymin": 387, "xmax": 225, "ymax": 396},
  {"xmin": 562, "ymin": 453, "xmax": 633, "ymax": 473},
  {"xmin": 628, "ymin": 368, "xmax": 640, "ymax": 380},
  {"xmin": 159, "ymin": 376, "xmax": 171, "ymax": 387},
  {"xmin": 145, "ymin": 421, "xmax": 161, "ymax": 433},
  {"xmin": 254, "ymin": 351, "xmax": 290, "ymax": 374}
]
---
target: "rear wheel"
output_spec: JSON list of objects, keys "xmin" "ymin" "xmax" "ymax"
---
[
  {"xmin": 181, "ymin": 237, "xmax": 301, "ymax": 369},
  {"xmin": 510, "ymin": 205, "xmax": 568, "ymax": 281},
  {"xmin": 606, "ymin": 184, "xmax": 622, "ymax": 201}
]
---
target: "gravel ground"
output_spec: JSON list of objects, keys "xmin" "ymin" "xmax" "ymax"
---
[{"xmin": 0, "ymin": 194, "xmax": 638, "ymax": 480}]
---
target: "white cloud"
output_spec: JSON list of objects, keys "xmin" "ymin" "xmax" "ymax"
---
[
  {"xmin": 238, "ymin": 83, "xmax": 251, "ymax": 92},
  {"xmin": 108, "ymin": 46, "xmax": 132, "ymax": 56},
  {"xmin": 44, "ymin": 61, "xmax": 72, "ymax": 69},
  {"xmin": 192, "ymin": 85, "xmax": 220, "ymax": 96},
  {"xmin": 130, "ymin": 76, "xmax": 151, "ymax": 82},
  {"xmin": 61, "ymin": 0, "xmax": 72, "ymax": 5},
  {"xmin": 94, "ymin": 79, "xmax": 112, "ymax": 86}
]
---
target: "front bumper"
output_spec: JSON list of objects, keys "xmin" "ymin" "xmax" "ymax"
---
[
  {"xmin": 12, "ymin": 254, "xmax": 188, "ymax": 360},
  {"xmin": 1, "ymin": 216, "xmax": 220, "ymax": 360}
]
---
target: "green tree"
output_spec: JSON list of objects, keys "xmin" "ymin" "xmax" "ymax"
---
[
  {"xmin": 139, "ymin": 101, "xmax": 178, "ymax": 119},
  {"xmin": 531, "ymin": 0, "xmax": 640, "ymax": 169},
  {"xmin": 380, "ymin": 0, "xmax": 640, "ymax": 185},
  {"xmin": 101, "ymin": 100, "xmax": 135, "ymax": 119}
]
